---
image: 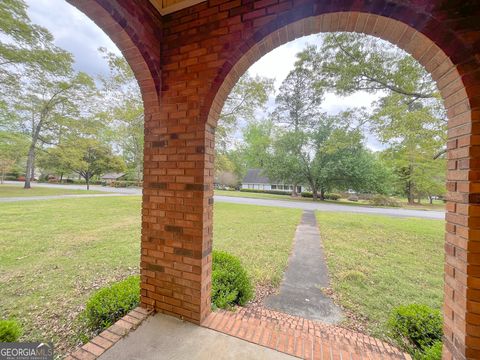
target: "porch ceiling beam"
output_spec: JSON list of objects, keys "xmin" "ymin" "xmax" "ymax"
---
[{"xmin": 150, "ymin": 0, "xmax": 206, "ymax": 15}]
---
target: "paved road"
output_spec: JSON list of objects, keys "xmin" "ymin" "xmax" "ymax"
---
[
  {"xmin": 265, "ymin": 210, "xmax": 342, "ymax": 322},
  {"xmin": 0, "ymin": 193, "xmax": 133, "ymax": 203},
  {"xmin": 2, "ymin": 181, "xmax": 445, "ymax": 219},
  {"xmin": 2, "ymin": 181, "xmax": 141, "ymax": 194},
  {"xmin": 214, "ymin": 195, "xmax": 445, "ymax": 220}
]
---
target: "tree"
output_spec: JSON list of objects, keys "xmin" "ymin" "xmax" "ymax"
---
[
  {"xmin": 98, "ymin": 48, "xmax": 144, "ymax": 181},
  {"xmin": 0, "ymin": 0, "xmax": 69, "ymax": 91},
  {"xmin": 269, "ymin": 64, "xmax": 325, "ymax": 196},
  {"xmin": 14, "ymin": 70, "xmax": 96, "ymax": 188},
  {"xmin": 37, "ymin": 146, "xmax": 73, "ymax": 181},
  {"xmin": 273, "ymin": 66, "xmax": 325, "ymax": 131},
  {"xmin": 0, "ymin": 131, "xmax": 28, "ymax": 183},
  {"xmin": 59, "ymin": 138, "xmax": 126, "ymax": 190},
  {"xmin": 217, "ymin": 72, "xmax": 274, "ymax": 152},
  {"xmin": 297, "ymin": 33, "xmax": 446, "ymax": 203},
  {"xmin": 297, "ymin": 33, "xmax": 437, "ymax": 101},
  {"xmin": 264, "ymin": 113, "xmax": 388, "ymax": 200},
  {"xmin": 0, "ymin": 0, "xmax": 97, "ymax": 189},
  {"xmin": 370, "ymin": 91, "xmax": 446, "ymax": 203}
]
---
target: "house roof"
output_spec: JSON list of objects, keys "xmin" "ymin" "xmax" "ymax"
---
[
  {"xmin": 242, "ymin": 169, "xmax": 271, "ymax": 184},
  {"xmin": 101, "ymin": 172, "xmax": 125, "ymax": 180}
]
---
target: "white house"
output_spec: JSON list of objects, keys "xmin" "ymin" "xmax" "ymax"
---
[{"xmin": 241, "ymin": 169, "xmax": 302, "ymax": 193}]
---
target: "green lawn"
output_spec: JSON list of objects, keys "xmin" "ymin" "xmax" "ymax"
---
[
  {"xmin": 215, "ymin": 190, "xmax": 445, "ymax": 211},
  {"xmin": 0, "ymin": 196, "xmax": 300, "ymax": 355},
  {"xmin": 0, "ymin": 190, "xmax": 445, "ymax": 354},
  {"xmin": 214, "ymin": 203, "xmax": 301, "ymax": 285},
  {"xmin": 0, "ymin": 184, "xmax": 105, "ymax": 197},
  {"xmin": 316, "ymin": 212, "xmax": 444, "ymax": 339}
]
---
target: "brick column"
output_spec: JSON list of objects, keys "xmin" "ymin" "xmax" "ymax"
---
[
  {"xmin": 443, "ymin": 106, "xmax": 480, "ymax": 359},
  {"xmin": 140, "ymin": 84, "xmax": 215, "ymax": 323}
]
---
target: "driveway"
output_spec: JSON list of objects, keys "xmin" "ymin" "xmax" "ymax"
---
[{"xmin": 3, "ymin": 181, "xmax": 444, "ymax": 219}]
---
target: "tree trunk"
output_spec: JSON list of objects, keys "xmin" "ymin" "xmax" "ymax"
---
[
  {"xmin": 86, "ymin": 176, "xmax": 90, "ymax": 190},
  {"xmin": 30, "ymin": 152, "xmax": 35, "ymax": 181},
  {"xmin": 406, "ymin": 181, "xmax": 414, "ymax": 205},
  {"xmin": 24, "ymin": 145, "xmax": 35, "ymax": 189},
  {"xmin": 320, "ymin": 188, "xmax": 325, "ymax": 201},
  {"xmin": 292, "ymin": 183, "xmax": 298, "ymax": 197},
  {"xmin": 429, "ymin": 196, "xmax": 433, "ymax": 204}
]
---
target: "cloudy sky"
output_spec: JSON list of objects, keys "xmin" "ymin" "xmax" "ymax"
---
[{"xmin": 25, "ymin": 0, "xmax": 383, "ymax": 150}]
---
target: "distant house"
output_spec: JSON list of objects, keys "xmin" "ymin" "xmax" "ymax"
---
[
  {"xmin": 241, "ymin": 169, "xmax": 302, "ymax": 193},
  {"xmin": 101, "ymin": 172, "xmax": 125, "ymax": 185}
]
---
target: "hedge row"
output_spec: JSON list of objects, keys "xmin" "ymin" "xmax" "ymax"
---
[
  {"xmin": 240, "ymin": 188, "xmax": 292, "ymax": 195},
  {"xmin": 301, "ymin": 192, "xmax": 341, "ymax": 200},
  {"xmin": 111, "ymin": 180, "xmax": 142, "ymax": 188}
]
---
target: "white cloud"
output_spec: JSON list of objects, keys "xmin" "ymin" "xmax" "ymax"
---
[
  {"xmin": 249, "ymin": 34, "xmax": 317, "ymax": 89},
  {"xmin": 25, "ymin": 0, "xmax": 120, "ymax": 76}
]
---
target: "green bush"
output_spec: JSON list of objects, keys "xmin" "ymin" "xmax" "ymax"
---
[
  {"xmin": 212, "ymin": 250, "xmax": 253, "ymax": 309},
  {"xmin": 388, "ymin": 304, "xmax": 442, "ymax": 354},
  {"xmin": 325, "ymin": 193, "xmax": 341, "ymax": 200},
  {"xmin": 240, "ymin": 188, "xmax": 292, "ymax": 196},
  {"xmin": 301, "ymin": 192, "xmax": 341, "ymax": 200},
  {"xmin": 111, "ymin": 180, "xmax": 142, "ymax": 188},
  {"xmin": 84, "ymin": 276, "xmax": 140, "ymax": 332},
  {"xmin": 0, "ymin": 320, "xmax": 22, "ymax": 342},
  {"xmin": 415, "ymin": 341, "xmax": 442, "ymax": 360},
  {"xmin": 369, "ymin": 195, "xmax": 400, "ymax": 207}
]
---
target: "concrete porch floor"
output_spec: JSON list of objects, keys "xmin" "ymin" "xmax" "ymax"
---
[
  {"xmin": 93, "ymin": 307, "xmax": 410, "ymax": 360},
  {"xmin": 98, "ymin": 313, "xmax": 295, "ymax": 360}
]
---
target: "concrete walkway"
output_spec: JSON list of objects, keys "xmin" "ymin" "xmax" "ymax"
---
[
  {"xmin": 98, "ymin": 314, "xmax": 295, "ymax": 360},
  {"xmin": 265, "ymin": 210, "xmax": 342, "ymax": 323}
]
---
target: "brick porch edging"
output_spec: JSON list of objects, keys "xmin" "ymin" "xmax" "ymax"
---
[
  {"xmin": 203, "ymin": 307, "xmax": 412, "ymax": 360},
  {"xmin": 65, "ymin": 307, "xmax": 153, "ymax": 360}
]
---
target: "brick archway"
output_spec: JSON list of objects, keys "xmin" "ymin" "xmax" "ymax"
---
[
  {"xmin": 204, "ymin": 11, "xmax": 473, "ymax": 359},
  {"xmin": 66, "ymin": 1, "xmax": 480, "ymax": 359}
]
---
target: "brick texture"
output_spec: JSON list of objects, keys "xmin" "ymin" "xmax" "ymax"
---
[
  {"xmin": 203, "ymin": 307, "xmax": 411, "ymax": 359},
  {"xmin": 68, "ymin": 1, "xmax": 480, "ymax": 358},
  {"xmin": 67, "ymin": 307, "xmax": 153, "ymax": 360}
]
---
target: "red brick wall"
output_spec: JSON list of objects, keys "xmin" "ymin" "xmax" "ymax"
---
[{"xmin": 69, "ymin": 1, "xmax": 480, "ymax": 358}]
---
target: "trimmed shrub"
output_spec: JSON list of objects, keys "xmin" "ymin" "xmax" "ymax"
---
[
  {"xmin": 84, "ymin": 276, "xmax": 140, "ymax": 332},
  {"xmin": 212, "ymin": 250, "xmax": 253, "ymax": 309},
  {"xmin": 388, "ymin": 304, "xmax": 442, "ymax": 354},
  {"xmin": 369, "ymin": 195, "xmax": 400, "ymax": 207},
  {"xmin": 348, "ymin": 195, "xmax": 359, "ymax": 202},
  {"xmin": 111, "ymin": 180, "xmax": 142, "ymax": 188},
  {"xmin": 325, "ymin": 193, "xmax": 341, "ymax": 200},
  {"xmin": 301, "ymin": 192, "xmax": 341, "ymax": 200},
  {"xmin": 0, "ymin": 320, "xmax": 22, "ymax": 342},
  {"xmin": 416, "ymin": 341, "xmax": 442, "ymax": 360},
  {"xmin": 240, "ymin": 188, "xmax": 292, "ymax": 196}
]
